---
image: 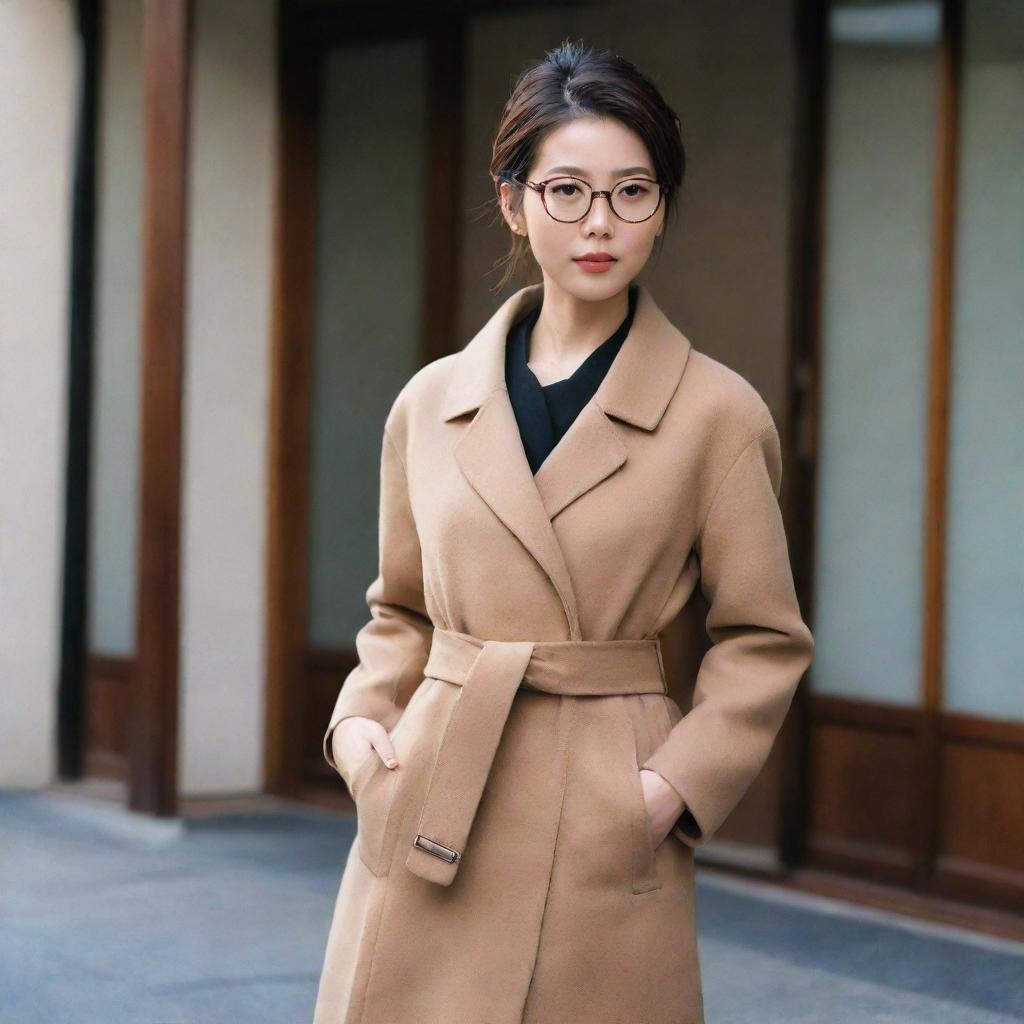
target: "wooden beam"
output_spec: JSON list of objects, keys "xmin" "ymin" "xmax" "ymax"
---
[{"xmin": 130, "ymin": 0, "xmax": 192, "ymax": 816}]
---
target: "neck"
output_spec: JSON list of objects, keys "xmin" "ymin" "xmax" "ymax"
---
[{"xmin": 528, "ymin": 281, "xmax": 631, "ymax": 370}]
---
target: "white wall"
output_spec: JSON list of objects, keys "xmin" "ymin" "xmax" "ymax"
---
[
  {"xmin": 179, "ymin": 0, "xmax": 277, "ymax": 795},
  {"xmin": 0, "ymin": 0, "xmax": 279, "ymax": 793},
  {"xmin": 0, "ymin": 0, "xmax": 76, "ymax": 786}
]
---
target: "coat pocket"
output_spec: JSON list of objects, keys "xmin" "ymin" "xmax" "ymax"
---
[
  {"xmin": 652, "ymin": 695, "xmax": 692, "ymax": 851},
  {"xmin": 350, "ymin": 746, "xmax": 399, "ymax": 876},
  {"xmin": 349, "ymin": 676, "xmax": 453, "ymax": 878},
  {"xmin": 347, "ymin": 679, "xmax": 431, "ymax": 876},
  {"xmin": 620, "ymin": 697, "xmax": 662, "ymax": 895}
]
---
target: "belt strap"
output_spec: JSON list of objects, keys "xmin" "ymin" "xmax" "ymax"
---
[{"xmin": 405, "ymin": 627, "xmax": 667, "ymax": 886}]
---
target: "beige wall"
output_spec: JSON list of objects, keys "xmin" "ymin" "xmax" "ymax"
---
[
  {"xmin": 180, "ymin": 0, "xmax": 277, "ymax": 795},
  {"xmin": 88, "ymin": 0, "xmax": 277, "ymax": 796},
  {"xmin": 1, "ymin": 0, "xmax": 277, "ymax": 796},
  {"xmin": 0, "ymin": 1, "xmax": 76, "ymax": 786}
]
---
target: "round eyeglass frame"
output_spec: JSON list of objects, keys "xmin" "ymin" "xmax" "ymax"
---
[{"xmin": 511, "ymin": 172, "xmax": 670, "ymax": 224}]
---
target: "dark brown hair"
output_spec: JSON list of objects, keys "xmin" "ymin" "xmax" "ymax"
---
[{"xmin": 487, "ymin": 39, "xmax": 686, "ymax": 292}]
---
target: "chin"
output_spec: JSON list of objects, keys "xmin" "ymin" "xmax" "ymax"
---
[{"xmin": 547, "ymin": 271, "xmax": 629, "ymax": 302}]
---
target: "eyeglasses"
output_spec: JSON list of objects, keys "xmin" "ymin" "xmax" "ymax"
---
[{"xmin": 512, "ymin": 173, "xmax": 669, "ymax": 224}]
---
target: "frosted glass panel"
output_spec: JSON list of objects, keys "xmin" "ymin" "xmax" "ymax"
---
[
  {"xmin": 811, "ymin": 6, "xmax": 939, "ymax": 704},
  {"xmin": 87, "ymin": 0, "xmax": 142, "ymax": 656},
  {"xmin": 306, "ymin": 40, "xmax": 428, "ymax": 648},
  {"xmin": 942, "ymin": 1, "xmax": 1024, "ymax": 721}
]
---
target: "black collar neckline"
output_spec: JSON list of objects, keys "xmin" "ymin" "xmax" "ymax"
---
[{"xmin": 504, "ymin": 283, "xmax": 638, "ymax": 474}]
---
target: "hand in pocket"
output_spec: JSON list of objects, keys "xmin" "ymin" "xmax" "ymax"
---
[
  {"xmin": 639, "ymin": 768, "xmax": 685, "ymax": 848},
  {"xmin": 332, "ymin": 716, "xmax": 401, "ymax": 782}
]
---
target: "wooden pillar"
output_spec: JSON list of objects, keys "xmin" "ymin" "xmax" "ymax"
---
[
  {"xmin": 130, "ymin": 0, "xmax": 192, "ymax": 816},
  {"xmin": 265, "ymin": 13, "xmax": 319, "ymax": 796},
  {"xmin": 918, "ymin": 0, "xmax": 962, "ymax": 882}
]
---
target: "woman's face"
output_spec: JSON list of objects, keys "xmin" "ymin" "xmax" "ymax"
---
[{"xmin": 499, "ymin": 116, "xmax": 665, "ymax": 303}]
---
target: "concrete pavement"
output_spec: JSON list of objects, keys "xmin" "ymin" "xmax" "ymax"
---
[{"xmin": 2, "ymin": 788, "xmax": 1021, "ymax": 1023}]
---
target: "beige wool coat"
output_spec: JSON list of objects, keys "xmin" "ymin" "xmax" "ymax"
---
[{"xmin": 312, "ymin": 282, "xmax": 814, "ymax": 1024}]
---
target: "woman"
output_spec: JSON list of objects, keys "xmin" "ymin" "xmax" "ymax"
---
[{"xmin": 313, "ymin": 40, "xmax": 814, "ymax": 1024}]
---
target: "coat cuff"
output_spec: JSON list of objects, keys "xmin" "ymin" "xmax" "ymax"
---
[
  {"xmin": 643, "ymin": 766, "xmax": 703, "ymax": 846},
  {"xmin": 322, "ymin": 647, "xmax": 423, "ymax": 779},
  {"xmin": 641, "ymin": 750, "xmax": 705, "ymax": 846}
]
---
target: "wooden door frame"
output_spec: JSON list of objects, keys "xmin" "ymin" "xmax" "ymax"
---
[
  {"xmin": 792, "ymin": 0, "xmax": 1024, "ymax": 914},
  {"xmin": 790, "ymin": 0, "xmax": 966, "ymax": 880},
  {"xmin": 264, "ymin": 4, "xmax": 467, "ymax": 797},
  {"xmin": 778, "ymin": 0, "xmax": 828, "ymax": 871}
]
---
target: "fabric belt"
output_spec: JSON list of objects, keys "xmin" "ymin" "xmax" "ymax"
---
[{"xmin": 404, "ymin": 626, "xmax": 667, "ymax": 886}]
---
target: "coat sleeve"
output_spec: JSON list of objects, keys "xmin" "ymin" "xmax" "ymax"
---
[
  {"xmin": 322, "ymin": 424, "xmax": 434, "ymax": 782},
  {"xmin": 641, "ymin": 416, "xmax": 814, "ymax": 847}
]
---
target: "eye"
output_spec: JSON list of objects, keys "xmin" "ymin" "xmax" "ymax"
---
[
  {"xmin": 551, "ymin": 182, "xmax": 580, "ymax": 197},
  {"xmin": 618, "ymin": 181, "xmax": 651, "ymax": 199}
]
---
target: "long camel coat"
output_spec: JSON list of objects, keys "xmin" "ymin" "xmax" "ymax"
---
[{"xmin": 313, "ymin": 282, "xmax": 814, "ymax": 1024}]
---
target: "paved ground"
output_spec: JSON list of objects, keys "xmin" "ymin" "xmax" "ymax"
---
[{"xmin": 2, "ymin": 788, "xmax": 1022, "ymax": 1024}]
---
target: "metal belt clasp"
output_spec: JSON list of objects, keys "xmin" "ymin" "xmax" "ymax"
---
[{"xmin": 414, "ymin": 834, "xmax": 461, "ymax": 864}]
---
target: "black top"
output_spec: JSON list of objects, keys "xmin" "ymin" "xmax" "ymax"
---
[{"xmin": 506, "ymin": 283, "xmax": 638, "ymax": 474}]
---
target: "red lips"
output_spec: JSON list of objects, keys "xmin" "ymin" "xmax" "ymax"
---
[{"xmin": 574, "ymin": 252, "xmax": 616, "ymax": 261}]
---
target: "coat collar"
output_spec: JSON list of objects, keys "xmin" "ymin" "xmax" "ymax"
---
[
  {"xmin": 441, "ymin": 282, "xmax": 692, "ymax": 640},
  {"xmin": 441, "ymin": 282, "xmax": 691, "ymax": 429}
]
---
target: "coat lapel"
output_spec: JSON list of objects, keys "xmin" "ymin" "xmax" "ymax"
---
[
  {"xmin": 532, "ymin": 400, "xmax": 627, "ymax": 519},
  {"xmin": 440, "ymin": 282, "xmax": 693, "ymax": 637},
  {"xmin": 454, "ymin": 387, "xmax": 582, "ymax": 637},
  {"xmin": 534, "ymin": 285, "xmax": 692, "ymax": 517}
]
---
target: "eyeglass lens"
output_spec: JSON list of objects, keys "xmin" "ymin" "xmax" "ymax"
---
[{"xmin": 542, "ymin": 177, "xmax": 661, "ymax": 223}]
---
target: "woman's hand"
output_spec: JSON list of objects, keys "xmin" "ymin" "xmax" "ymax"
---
[
  {"xmin": 331, "ymin": 716, "xmax": 400, "ymax": 782},
  {"xmin": 640, "ymin": 768, "xmax": 685, "ymax": 848}
]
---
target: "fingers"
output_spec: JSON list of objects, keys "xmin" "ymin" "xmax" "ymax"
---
[
  {"xmin": 370, "ymin": 721, "xmax": 399, "ymax": 769},
  {"xmin": 331, "ymin": 717, "xmax": 400, "ymax": 779}
]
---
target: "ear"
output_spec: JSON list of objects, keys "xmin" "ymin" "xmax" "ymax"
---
[{"xmin": 499, "ymin": 181, "xmax": 525, "ymax": 236}]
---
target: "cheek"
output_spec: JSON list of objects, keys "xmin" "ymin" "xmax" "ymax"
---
[
  {"xmin": 525, "ymin": 219, "xmax": 567, "ymax": 257},
  {"xmin": 626, "ymin": 225, "xmax": 660, "ymax": 256}
]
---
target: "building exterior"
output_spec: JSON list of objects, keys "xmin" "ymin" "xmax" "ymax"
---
[{"xmin": 2, "ymin": 0, "xmax": 1020, "ymax": 923}]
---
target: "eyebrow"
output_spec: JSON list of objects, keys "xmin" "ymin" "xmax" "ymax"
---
[{"xmin": 544, "ymin": 165, "xmax": 655, "ymax": 178}]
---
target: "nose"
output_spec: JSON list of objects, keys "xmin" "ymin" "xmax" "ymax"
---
[{"xmin": 582, "ymin": 193, "xmax": 614, "ymax": 236}]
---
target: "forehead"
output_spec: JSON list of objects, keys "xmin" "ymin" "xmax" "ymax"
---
[{"xmin": 533, "ymin": 117, "xmax": 654, "ymax": 177}]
